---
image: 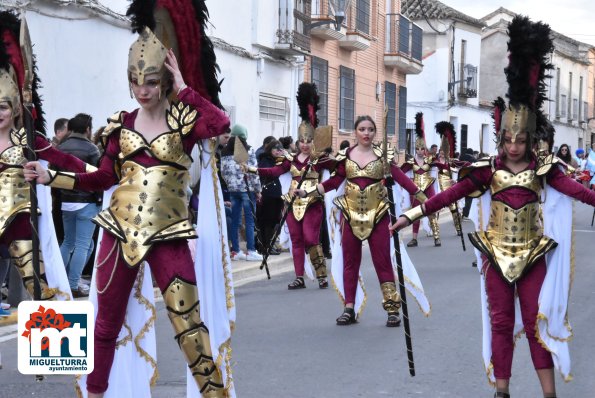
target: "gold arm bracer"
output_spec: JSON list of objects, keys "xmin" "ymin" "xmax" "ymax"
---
[
  {"xmin": 414, "ymin": 190, "xmax": 428, "ymax": 203},
  {"xmin": 402, "ymin": 205, "xmax": 425, "ymax": 224},
  {"xmin": 47, "ymin": 170, "xmax": 76, "ymax": 190}
]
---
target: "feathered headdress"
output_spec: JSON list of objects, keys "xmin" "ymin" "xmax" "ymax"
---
[
  {"xmin": 126, "ymin": 0, "xmax": 223, "ymax": 108},
  {"xmin": 499, "ymin": 15, "xmax": 553, "ymax": 145},
  {"xmin": 296, "ymin": 82, "xmax": 319, "ymax": 142},
  {"xmin": 414, "ymin": 112, "xmax": 425, "ymax": 149},
  {"xmin": 435, "ymin": 121, "xmax": 456, "ymax": 159},
  {"xmin": 0, "ymin": 11, "xmax": 45, "ymax": 134}
]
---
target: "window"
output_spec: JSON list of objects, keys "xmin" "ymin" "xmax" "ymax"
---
[
  {"xmin": 579, "ymin": 76, "xmax": 583, "ymax": 122},
  {"xmin": 568, "ymin": 72, "xmax": 573, "ymax": 119},
  {"xmin": 356, "ymin": 0, "xmax": 370, "ymax": 34},
  {"xmin": 411, "ymin": 24, "xmax": 423, "ymax": 61},
  {"xmin": 460, "ymin": 124, "xmax": 468, "ymax": 152},
  {"xmin": 398, "ymin": 86, "xmax": 407, "ymax": 150},
  {"xmin": 398, "ymin": 15, "xmax": 410, "ymax": 54},
  {"xmin": 560, "ymin": 95, "xmax": 567, "ymax": 118},
  {"xmin": 384, "ymin": 81, "xmax": 396, "ymax": 136},
  {"xmin": 555, "ymin": 68, "xmax": 561, "ymax": 118},
  {"xmin": 259, "ymin": 93, "xmax": 287, "ymax": 121},
  {"xmin": 339, "ymin": 66, "xmax": 355, "ymax": 131},
  {"xmin": 572, "ymin": 98, "xmax": 578, "ymax": 121},
  {"xmin": 584, "ymin": 101, "xmax": 589, "ymax": 123},
  {"xmin": 311, "ymin": 57, "xmax": 328, "ymax": 126}
]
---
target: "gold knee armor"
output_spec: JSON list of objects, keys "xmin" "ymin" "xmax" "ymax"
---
[
  {"xmin": 9, "ymin": 240, "xmax": 55, "ymax": 300},
  {"xmin": 163, "ymin": 278, "xmax": 226, "ymax": 398},
  {"xmin": 381, "ymin": 282, "xmax": 401, "ymax": 313},
  {"xmin": 308, "ymin": 245, "xmax": 327, "ymax": 279}
]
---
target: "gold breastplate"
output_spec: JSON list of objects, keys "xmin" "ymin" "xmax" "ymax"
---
[
  {"xmin": 0, "ymin": 144, "xmax": 26, "ymax": 166},
  {"xmin": 437, "ymin": 170, "xmax": 453, "ymax": 191},
  {"xmin": 333, "ymin": 180, "xmax": 389, "ymax": 241},
  {"xmin": 119, "ymin": 129, "xmax": 192, "ymax": 169},
  {"xmin": 0, "ymin": 142, "xmax": 32, "ymax": 237},
  {"xmin": 283, "ymin": 164, "xmax": 321, "ymax": 222},
  {"xmin": 345, "ymin": 158, "xmax": 384, "ymax": 179},
  {"xmin": 95, "ymin": 161, "xmax": 196, "ymax": 266},
  {"xmin": 468, "ymin": 169, "xmax": 556, "ymax": 283}
]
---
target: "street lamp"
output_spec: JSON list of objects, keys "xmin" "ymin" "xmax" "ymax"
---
[{"xmin": 310, "ymin": 0, "xmax": 353, "ymax": 31}]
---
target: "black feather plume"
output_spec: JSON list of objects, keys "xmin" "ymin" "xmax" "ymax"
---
[
  {"xmin": 414, "ymin": 112, "xmax": 424, "ymax": 140},
  {"xmin": 296, "ymin": 82, "xmax": 319, "ymax": 128},
  {"xmin": 126, "ymin": 0, "xmax": 157, "ymax": 33}
]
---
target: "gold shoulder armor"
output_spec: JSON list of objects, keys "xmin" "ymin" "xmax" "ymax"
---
[
  {"xmin": 335, "ymin": 147, "xmax": 348, "ymax": 163},
  {"xmin": 283, "ymin": 152, "xmax": 294, "ymax": 162},
  {"xmin": 458, "ymin": 157, "xmax": 493, "ymax": 198},
  {"xmin": 405, "ymin": 153, "xmax": 415, "ymax": 165},
  {"xmin": 166, "ymin": 102, "xmax": 198, "ymax": 136},
  {"xmin": 372, "ymin": 144, "xmax": 383, "ymax": 158},
  {"xmin": 536, "ymin": 155, "xmax": 563, "ymax": 176},
  {"xmin": 100, "ymin": 111, "xmax": 126, "ymax": 149},
  {"xmin": 11, "ymin": 128, "xmax": 50, "ymax": 149}
]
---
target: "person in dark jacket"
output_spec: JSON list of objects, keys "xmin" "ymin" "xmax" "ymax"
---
[
  {"xmin": 56, "ymin": 113, "xmax": 101, "ymax": 297},
  {"xmin": 256, "ymin": 139, "xmax": 285, "ymax": 255}
]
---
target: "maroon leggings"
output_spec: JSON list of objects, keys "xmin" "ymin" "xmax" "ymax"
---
[
  {"xmin": 285, "ymin": 201, "xmax": 323, "ymax": 277},
  {"xmin": 483, "ymin": 256, "xmax": 553, "ymax": 379},
  {"xmin": 411, "ymin": 185, "xmax": 436, "ymax": 234},
  {"xmin": 342, "ymin": 213, "xmax": 394, "ymax": 305},
  {"xmin": 87, "ymin": 232, "xmax": 197, "ymax": 394}
]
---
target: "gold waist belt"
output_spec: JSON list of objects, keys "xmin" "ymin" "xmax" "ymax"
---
[
  {"xmin": 95, "ymin": 161, "xmax": 196, "ymax": 266},
  {"xmin": 0, "ymin": 168, "xmax": 30, "ymax": 237},
  {"xmin": 414, "ymin": 172, "xmax": 435, "ymax": 192},
  {"xmin": 469, "ymin": 201, "xmax": 556, "ymax": 283},
  {"xmin": 334, "ymin": 180, "xmax": 389, "ymax": 241},
  {"xmin": 283, "ymin": 178, "xmax": 319, "ymax": 222}
]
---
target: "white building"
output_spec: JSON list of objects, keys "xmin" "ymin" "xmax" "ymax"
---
[
  {"xmin": 402, "ymin": 0, "xmax": 495, "ymax": 155},
  {"xmin": 207, "ymin": 0, "xmax": 308, "ymax": 148},
  {"xmin": 481, "ymin": 7, "xmax": 593, "ymax": 153}
]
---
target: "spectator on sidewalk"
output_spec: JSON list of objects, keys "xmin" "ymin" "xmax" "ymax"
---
[
  {"xmin": 221, "ymin": 124, "xmax": 263, "ymax": 261},
  {"xmin": 51, "ymin": 118, "xmax": 69, "ymax": 147},
  {"xmin": 51, "ymin": 118, "xmax": 70, "ymax": 243},
  {"xmin": 255, "ymin": 135, "xmax": 275, "ymax": 160},
  {"xmin": 56, "ymin": 114, "xmax": 101, "ymax": 297}
]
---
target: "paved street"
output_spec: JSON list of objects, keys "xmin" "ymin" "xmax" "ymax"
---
[{"xmin": 0, "ymin": 203, "xmax": 594, "ymax": 397}]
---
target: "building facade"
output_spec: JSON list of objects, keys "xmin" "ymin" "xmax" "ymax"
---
[
  {"xmin": 402, "ymin": 0, "xmax": 495, "ymax": 156},
  {"xmin": 305, "ymin": 0, "xmax": 423, "ymax": 150}
]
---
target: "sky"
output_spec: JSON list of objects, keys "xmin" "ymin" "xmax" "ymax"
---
[{"xmin": 441, "ymin": 0, "xmax": 595, "ymax": 46}]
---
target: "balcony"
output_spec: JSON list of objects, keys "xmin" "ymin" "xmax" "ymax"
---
[
  {"xmin": 338, "ymin": 31, "xmax": 370, "ymax": 51},
  {"xmin": 384, "ymin": 14, "xmax": 423, "ymax": 74},
  {"xmin": 309, "ymin": 0, "xmax": 346, "ymax": 40},
  {"xmin": 274, "ymin": 0, "xmax": 311, "ymax": 56}
]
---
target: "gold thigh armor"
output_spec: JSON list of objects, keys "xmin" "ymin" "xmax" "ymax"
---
[
  {"xmin": 283, "ymin": 178, "xmax": 320, "ymax": 222},
  {"xmin": 0, "ymin": 168, "xmax": 31, "ymax": 238},
  {"xmin": 381, "ymin": 282, "xmax": 401, "ymax": 313},
  {"xmin": 334, "ymin": 181, "xmax": 389, "ymax": 241},
  {"xmin": 9, "ymin": 240, "xmax": 55, "ymax": 300},
  {"xmin": 163, "ymin": 278, "xmax": 226, "ymax": 398},
  {"xmin": 307, "ymin": 245, "xmax": 327, "ymax": 279},
  {"xmin": 469, "ymin": 201, "xmax": 556, "ymax": 283},
  {"xmin": 95, "ymin": 161, "xmax": 197, "ymax": 267}
]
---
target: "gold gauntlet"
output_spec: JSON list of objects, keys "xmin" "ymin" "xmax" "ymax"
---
[
  {"xmin": 381, "ymin": 282, "xmax": 401, "ymax": 313},
  {"xmin": 414, "ymin": 190, "xmax": 428, "ymax": 204},
  {"xmin": 247, "ymin": 166, "xmax": 258, "ymax": 174},
  {"xmin": 163, "ymin": 278, "xmax": 226, "ymax": 398},
  {"xmin": 47, "ymin": 170, "xmax": 76, "ymax": 190},
  {"xmin": 9, "ymin": 240, "xmax": 55, "ymax": 300},
  {"xmin": 402, "ymin": 205, "xmax": 425, "ymax": 224},
  {"xmin": 308, "ymin": 245, "xmax": 327, "ymax": 279}
]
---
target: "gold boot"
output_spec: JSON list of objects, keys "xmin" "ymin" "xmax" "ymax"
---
[
  {"xmin": 381, "ymin": 282, "xmax": 401, "ymax": 327},
  {"xmin": 430, "ymin": 215, "xmax": 441, "ymax": 246},
  {"xmin": 449, "ymin": 204, "xmax": 462, "ymax": 236},
  {"xmin": 308, "ymin": 245, "xmax": 328, "ymax": 288},
  {"xmin": 9, "ymin": 240, "xmax": 55, "ymax": 300},
  {"xmin": 163, "ymin": 277, "xmax": 226, "ymax": 398}
]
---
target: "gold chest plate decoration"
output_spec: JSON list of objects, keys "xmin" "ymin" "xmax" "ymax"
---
[
  {"xmin": 411, "ymin": 159, "xmax": 435, "ymax": 192},
  {"xmin": 468, "ymin": 169, "xmax": 556, "ymax": 283},
  {"xmin": 0, "ymin": 131, "xmax": 35, "ymax": 238},
  {"xmin": 283, "ymin": 164, "xmax": 320, "ymax": 222},
  {"xmin": 437, "ymin": 170, "xmax": 453, "ymax": 191},
  {"xmin": 119, "ymin": 129, "xmax": 192, "ymax": 169},
  {"xmin": 95, "ymin": 161, "xmax": 196, "ymax": 267},
  {"xmin": 335, "ymin": 158, "xmax": 388, "ymax": 241}
]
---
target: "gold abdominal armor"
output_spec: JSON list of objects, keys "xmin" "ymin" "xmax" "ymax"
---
[
  {"xmin": 96, "ymin": 161, "xmax": 196, "ymax": 267},
  {"xmin": 468, "ymin": 169, "xmax": 556, "ymax": 283},
  {"xmin": 334, "ymin": 158, "xmax": 388, "ymax": 241},
  {"xmin": 283, "ymin": 164, "xmax": 320, "ymax": 222}
]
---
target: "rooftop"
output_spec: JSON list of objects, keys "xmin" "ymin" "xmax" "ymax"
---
[{"xmin": 401, "ymin": 0, "xmax": 485, "ymax": 28}]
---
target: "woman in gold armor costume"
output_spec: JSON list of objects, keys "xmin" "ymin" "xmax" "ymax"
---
[
  {"xmin": 0, "ymin": 11, "xmax": 88, "ymax": 301},
  {"xmin": 392, "ymin": 16, "xmax": 595, "ymax": 398},
  {"xmin": 298, "ymin": 115, "xmax": 427, "ymax": 327},
  {"xmin": 26, "ymin": 2, "xmax": 230, "ymax": 397},
  {"xmin": 254, "ymin": 83, "xmax": 333, "ymax": 289},
  {"xmin": 400, "ymin": 112, "xmax": 443, "ymax": 247}
]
